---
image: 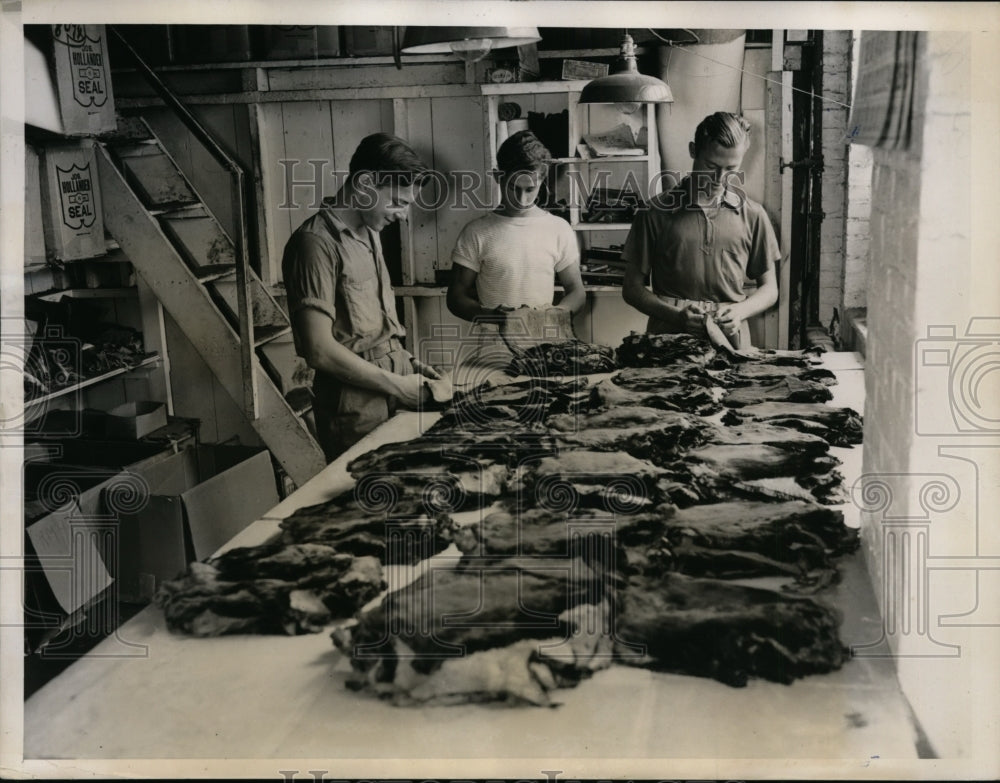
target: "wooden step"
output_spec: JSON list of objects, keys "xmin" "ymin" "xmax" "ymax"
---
[
  {"xmin": 159, "ymin": 212, "xmax": 237, "ymax": 269},
  {"xmin": 112, "ymin": 142, "xmax": 168, "ymax": 159},
  {"xmin": 121, "ymin": 152, "xmax": 200, "ymax": 209},
  {"xmin": 98, "ymin": 114, "xmax": 155, "ymax": 145},
  {"xmin": 284, "ymin": 386, "xmax": 314, "ymax": 417},
  {"xmin": 253, "ymin": 324, "xmax": 292, "ymax": 347},
  {"xmin": 259, "ymin": 332, "xmax": 313, "ymax": 396},
  {"xmin": 209, "ymin": 275, "xmax": 291, "ymax": 335},
  {"xmin": 194, "ymin": 263, "xmax": 237, "ymax": 283}
]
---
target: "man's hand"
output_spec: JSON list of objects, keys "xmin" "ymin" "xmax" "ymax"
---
[
  {"xmin": 715, "ymin": 304, "xmax": 744, "ymax": 341},
  {"xmin": 411, "ymin": 357, "xmax": 443, "ymax": 380},
  {"xmin": 389, "ymin": 373, "xmax": 430, "ymax": 408},
  {"xmin": 491, "ymin": 304, "xmax": 516, "ymax": 328},
  {"xmin": 680, "ymin": 303, "xmax": 708, "ymax": 337}
]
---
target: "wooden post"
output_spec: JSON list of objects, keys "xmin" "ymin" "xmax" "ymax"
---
[{"xmin": 779, "ymin": 69, "xmax": 794, "ymax": 350}]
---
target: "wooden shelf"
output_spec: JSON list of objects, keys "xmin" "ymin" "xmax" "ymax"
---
[
  {"xmin": 481, "ymin": 80, "xmax": 589, "ymax": 95},
  {"xmin": 37, "ymin": 287, "xmax": 137, "ymax": 300},
  {"xmin": 25, "ymin": 354, "xmax": 161, "ymax": 410},
  {"xmin": 574, "ymin": 223, "xmax": 634, "ymax": 232},
  {"xmin": 556, "ymin": 155, "xmax": 650, "ymax": 164}
]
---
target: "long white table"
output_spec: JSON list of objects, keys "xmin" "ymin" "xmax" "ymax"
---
[{"xmin": 21, "ymin": 352, "xmax": 926, "ymax": 774}]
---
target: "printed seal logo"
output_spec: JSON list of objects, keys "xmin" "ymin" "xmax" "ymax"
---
[
  {"xmin": 56, "ymin": 164, "xmax": 96, "ymax": 230},
  {"xmin": 53, "ymin": 26, "xmax": 109, "ymax": 108}
]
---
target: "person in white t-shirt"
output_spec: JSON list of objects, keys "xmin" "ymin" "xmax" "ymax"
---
[{"xmin": 447, "ymin": 131, "xmax": 586, "ymax": 337}]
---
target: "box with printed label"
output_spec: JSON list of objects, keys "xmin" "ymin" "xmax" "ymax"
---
[
  {"xmin": 39, "ymin": 140, "xmax": 106, "ymax": 261},
  {"xmin": 49, "ymin": 24, "xmax": 117, "ymax": 135}
]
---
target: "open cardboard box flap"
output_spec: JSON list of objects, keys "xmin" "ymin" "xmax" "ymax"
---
[{"xmin": 115, "ymin": 445, "xmax": 279, "ymax": 602}]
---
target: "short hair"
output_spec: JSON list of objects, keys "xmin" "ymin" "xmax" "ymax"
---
[
  {"xmin": 496, "ymin": 130, "xmax": 552, "ymax": 176},
  {"xmin": 693, "ymin": 112, "xmax": 752, "ymax": 154},
  {"xmin": 349, "ymin": 133, "xmax": 428, "ymax": 187}
]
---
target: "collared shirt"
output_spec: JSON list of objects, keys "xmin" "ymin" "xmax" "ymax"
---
[
  {"xmin": 281, "ymin": 200, "xmax": 405, "ymax": 357},
  {"xmin": 622, "ymin": 177, "xmax": 780, "ymax": 303}
]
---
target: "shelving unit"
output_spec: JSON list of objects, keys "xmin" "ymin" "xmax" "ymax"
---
[
  {"xmin": 25, "ymin": 354, "xmax": 162, "ymax": 410},
  {"xmin": 481, "ymin": 80, "xmax": 663, "ymax": 276}
]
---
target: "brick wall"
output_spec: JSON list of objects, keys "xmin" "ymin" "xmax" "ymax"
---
[
  {"xmin": 842, "ymin": 30, "xmax": 873, "ymax": 321},
  {"xmin": 858, "ymin": 31, "xmax": 978, "ymax": 759},
  {"xmin": 817, "ymin": 31, "xmax": 852, "ymax": 329},
  {"xmin": 842, "ymin": 140, "xmax": 872, "ymax": 313}
]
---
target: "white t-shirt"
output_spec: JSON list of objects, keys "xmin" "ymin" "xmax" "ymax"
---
[{"xmin": 451, "ymin": 211, "xmax": 580, "ymax": 309}]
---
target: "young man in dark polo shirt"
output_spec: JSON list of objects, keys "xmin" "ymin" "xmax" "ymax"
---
[
  {"xmin": 282, "ymin": 133, "xmax": 439, "ymax": 462},
  {"xmin": 622, "ymin": 112, "xmax": 780, "ymax": 348}
]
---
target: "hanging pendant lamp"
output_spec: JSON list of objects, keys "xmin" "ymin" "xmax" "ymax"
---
[
  {"xmin": 400, "ymin": 27, "xmax": 541, "ymax": 63},
  {"xmin": 579, "ymin": 33, "xmax": 674, "ymax": 104}
]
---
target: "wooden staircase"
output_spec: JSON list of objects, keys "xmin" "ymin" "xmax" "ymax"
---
[{"xmin": 96, "ymin": 115, "xmax": 325, "ymax": 486}]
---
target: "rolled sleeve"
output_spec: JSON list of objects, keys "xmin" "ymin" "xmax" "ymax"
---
[
  {"xmin": 747, "ymin": 204, "xmax": 781, "ymax": 280},
  {"xmin": 621, "ymin": 209, "xmax": 655, "ymax": 276},
  {"xmin": 450, "ymin": 224, "xmax": 482, "ymax": 273},
  {"xmin": 282, "ymin": 231, "xmax": 339, "ymax": 323},
  {"xmin": 553, "ymin": 219, "xmax": 580, "ymax": 274}
]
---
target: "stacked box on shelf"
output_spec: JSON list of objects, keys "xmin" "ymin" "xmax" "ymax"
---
[
  {"xmin": 48, "ymin": 24, "xmax": 117, "ymax": 135},
  {"xmin": 39, "ymin": 140, "xmax": 106, "ymax": 261},
  {"xmin": 341, "ymin": 26, "xmax": 395, "ymax": 56},
  {"xmin": 169, "ymin": 25, "xmax": 252, "ymax": 64},
  {"xmin": 256, "ymin": 25, "xmax": 341, "ymax": 59}
]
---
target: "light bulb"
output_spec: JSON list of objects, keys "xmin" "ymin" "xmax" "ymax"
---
[
  {"xmin": 450, "ymin": 38, "xmax": 493, "ymax": 62},
  {"xmin": 618, "ymin": 102, "xmax": 641, "ymax": 115}
]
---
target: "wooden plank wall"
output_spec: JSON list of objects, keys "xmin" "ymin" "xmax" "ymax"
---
[
  {"xmin": 263, "ymin": 99, "xmax": 395, "ymax": 272},
  {"xmin": 141, "ymin": 104, "xmax": 254, "ymax": 242}
]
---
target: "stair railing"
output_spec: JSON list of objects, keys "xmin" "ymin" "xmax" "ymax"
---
[{"xmin": 108, "ymin": 26, "xmax": 259, "ymax": 420}]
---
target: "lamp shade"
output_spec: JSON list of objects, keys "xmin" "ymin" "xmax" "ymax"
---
[
  {"xmin": 579, "ymin": 72, "xmax": 674, "ymax": 104},
  {"xmin": 401, "ymin": 27, "xmax": 541, "ymax": 60},
  {"xmin": 579, "ymin": 33, "xmax": 674, "ymax": 105}
]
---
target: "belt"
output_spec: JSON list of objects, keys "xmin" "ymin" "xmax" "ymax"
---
[
  {"xmin": 659, "ymin": 296, "xmax": 723, "ymax": 313},
  {"xmin": 359, "ymin": 336, "xmax": 405, "ymax": 362}
]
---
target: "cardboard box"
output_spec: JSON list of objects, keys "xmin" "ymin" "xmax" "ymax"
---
[
  {"xmin": 21, "ymin": 442, "xmax": 185, "ymax": 652},
  {"xmin": 171, "ymin": 25, "xmax": 252, "ymax": 64},
  {"xmin": 49, "ymin": 24, "xmax": 117, "ymax": 135},
  {"xmin": 342, "ymin": 26, "xmax": 394, "ymax": 56},
  {"xmin": 107, "ymin": 24, "xmax": 173, "ymax": 66},
  {"xmin": 260, "ymin": 25, "xmax": 341, "ymax": 59},
  {"xmin": 105, "ymin": 401, "xmax": 168, "ymax": 440},
  {"xmin": 39, "ymin": 140, "xmax": 106, "ymax": 261},
  {"xmin": 24, "ymin": 494, "xmax": 116, "ymax": 654},
  {"xmin": 116, "ymin": 445, "xmax": 279, "ymax": 602},
  {"xmin": 561, "ymin": 59, "xmax": 609, "ymax": 80}
]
